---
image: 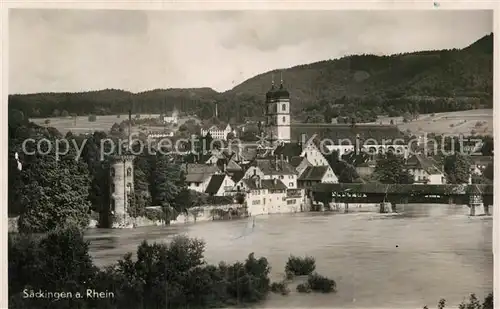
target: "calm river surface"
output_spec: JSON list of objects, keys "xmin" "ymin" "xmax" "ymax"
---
[{"xmin": 86, "ymin": 204, "xmax": 493, "ymax": 308}]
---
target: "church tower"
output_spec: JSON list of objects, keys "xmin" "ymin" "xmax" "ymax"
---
[{"xmin": 265, "ymin": 73, "xmax": 291, "ymax": 143}]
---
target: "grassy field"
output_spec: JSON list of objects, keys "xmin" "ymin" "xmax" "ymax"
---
[
  {"xmin": 374, "ymin": 109, "xmax": 493, "ymax": 136},
  {"xmin": 30, "ymin": 114, "xmax": 199, "ymax": 136}
]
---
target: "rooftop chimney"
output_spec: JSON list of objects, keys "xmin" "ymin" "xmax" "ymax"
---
[{"xmin": 280, "ymin": 154, "xmax": 284, "ymax": 169}]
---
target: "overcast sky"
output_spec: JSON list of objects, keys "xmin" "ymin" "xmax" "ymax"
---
[{"xmin": 9, "ymin": 9, "xmax": 492, "ymax": 94}]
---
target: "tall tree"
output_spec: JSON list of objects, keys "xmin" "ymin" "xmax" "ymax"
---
[
  {"xmin": 374, "ymin": 153, "xmax": 414, "ymax": 184},
  {"xmin": 150, "ymin": 154, "xmax": 186, "ymax": 222},
  {"xmin": 18, "ymin": 153, "xmax": 92, "ymax": 233},
  {"xmin": 443, "ymin": 153, "xmax": 471, "ymax": 184}
]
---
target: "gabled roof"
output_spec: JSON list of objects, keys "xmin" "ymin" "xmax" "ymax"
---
[
  {"xmin": 298, "ymin": 166, "xmax": 329, "ymax": 181},
  {"xmin": 226, "ymin": 159, "xmax": 243, "ymax": 171},
  {"xmin": 289, "ymin": 156, "xmax": 309, "ymax": 168},
  {"xmin": 273, "ymin": 143, "xmax": 302, "ymax": 158},
  {"xmin": 242, "ymin": 178, "xmax": 288, "ymax": 190},
  {"xmin": 205, "ymin": 174, "xmax": 226, "ymax": 194},
  {"xmin": 183, "ymin": 163, "xmax": 220, "ymax": 183},
  {"xmin": 406, "ymin": 154, "xmax": 443, "ymax": 175},
  {"xmin": 252, "ymin": 158, "xmax": 297, "ymax": 175}
]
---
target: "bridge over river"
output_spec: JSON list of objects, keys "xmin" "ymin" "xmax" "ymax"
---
[{"xmin": 311, "ymin": 183, "xmax": 494, "ymax": 216}]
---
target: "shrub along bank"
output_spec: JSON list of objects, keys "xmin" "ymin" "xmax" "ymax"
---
[{"xmin": 8, "ymin": 227, "xmax": 493, "ymax": 309}]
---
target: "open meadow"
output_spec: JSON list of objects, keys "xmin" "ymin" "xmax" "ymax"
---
[
  {"xmin": 374, "ymin": 109, "xmax": 493, "ymax": 136},
  {"xmin": 30, "ymin": 114, "xmax": 199, "ymax": 136}
]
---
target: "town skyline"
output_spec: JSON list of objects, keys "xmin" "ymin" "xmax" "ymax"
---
[{"xmin": 9, "ymin": 9, "xmax": 492, "ymax": 95}]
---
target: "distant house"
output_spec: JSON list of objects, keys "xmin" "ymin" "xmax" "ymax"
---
[
  {"xmin": 162, "ymin": 112, "xmax": 178, "ymax": 125},
  {"xmin": 205, "ymin": 174, "xmax": 235, "ymax": 197},
  {"xmin": 469, "ymin": 156, "xmax": 493, "ymax": 176},
  {"xmin": 405, "ymin": 155, "xmax": 446, "ymax": 185},
  {"xmin": 182, "ymin": 163, "xmax": 220, "ymax": 193}
]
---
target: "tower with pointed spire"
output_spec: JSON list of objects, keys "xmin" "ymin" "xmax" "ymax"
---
[{"xmin": 265, "ymin": 71, "xmax": 291, "ymax": 143}]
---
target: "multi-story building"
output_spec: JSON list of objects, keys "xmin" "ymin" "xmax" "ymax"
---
[
  {"xmin": 200, "ymin": 124, "xmax": 236, "ymax": 140},
  {"xmin": 243, "ymin": 176, "xmax": 299, "ymax": 216}
]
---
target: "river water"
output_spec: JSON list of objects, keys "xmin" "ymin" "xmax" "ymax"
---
[{"xmin": 86, "ymin": 204, "xmax": 493, "ymax": 308}]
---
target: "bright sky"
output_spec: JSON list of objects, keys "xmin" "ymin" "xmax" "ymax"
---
[{"xmin": 9, "ymin": 9, "xmax": 492, "ymax": 94}]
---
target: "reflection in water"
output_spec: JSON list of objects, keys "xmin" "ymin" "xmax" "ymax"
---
[{"xmin": 86, "ymin": 204, "xmax": 493, "ymax": 308}]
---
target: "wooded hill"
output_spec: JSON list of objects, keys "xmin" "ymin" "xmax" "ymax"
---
[{"xmin": 9, "ymin": 33, "xmax": 493, "ymax": 124}]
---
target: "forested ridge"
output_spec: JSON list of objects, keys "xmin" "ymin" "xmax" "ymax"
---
[{"xmin": 9, "ymin": 34, "xmax": 493, "ymax": 124}]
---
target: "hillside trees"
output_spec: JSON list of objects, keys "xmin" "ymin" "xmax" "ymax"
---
[{"xmin": 8, "ymin": 34, "xmax": 492, "ymax": 123}]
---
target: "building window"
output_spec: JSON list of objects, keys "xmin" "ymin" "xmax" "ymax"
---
[
  {"xmin": 110, "ymin": 198, "xmax": 115, "ymax": 211},
  {"xmin": 127, "ymin": 167, "xmax": 132, "ymax": 177},
  {"xmin": 111, "ymin": 183, "xmax": 115, "ymax": 193},
  {"xmin": 110, "ymin": 168, "xmax": 115, "ymax": 177},
  {"xmin": 282, "ymin": 104, "xmax": 286, "ymax": 111},
  {"xmin": 282, "ymin": 116, "xmax": 286, "ymax": 123},
  {"xmin": 127, "ymin": 183, "xmax": 132, "ymax": 190},
  {"xmin": 289, "ymin": 182, "xmax": 293, "ymax": 187}
]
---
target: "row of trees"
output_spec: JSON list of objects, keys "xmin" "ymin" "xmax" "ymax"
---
[
  {"xmin": 324, "ymin": 148, "xmax": 493, "ymax": 186},
  {"xmin": 8, "ymin": 229, "xmax": 272, "ymax": 309}
]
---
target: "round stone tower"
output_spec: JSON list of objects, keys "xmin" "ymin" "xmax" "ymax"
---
[{"xmin": 109, "ymin": 154, "xmax": 135, "ymax": 227}]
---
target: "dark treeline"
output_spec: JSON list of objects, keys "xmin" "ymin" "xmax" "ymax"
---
[{"xmin": 9, "ymin": 34, "xmax": 493, "ymax": 124}]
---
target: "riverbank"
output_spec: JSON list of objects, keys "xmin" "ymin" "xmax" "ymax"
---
[{"xmin": 8, "ymin": 201, "xmax": 492, "ymax": 233}]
